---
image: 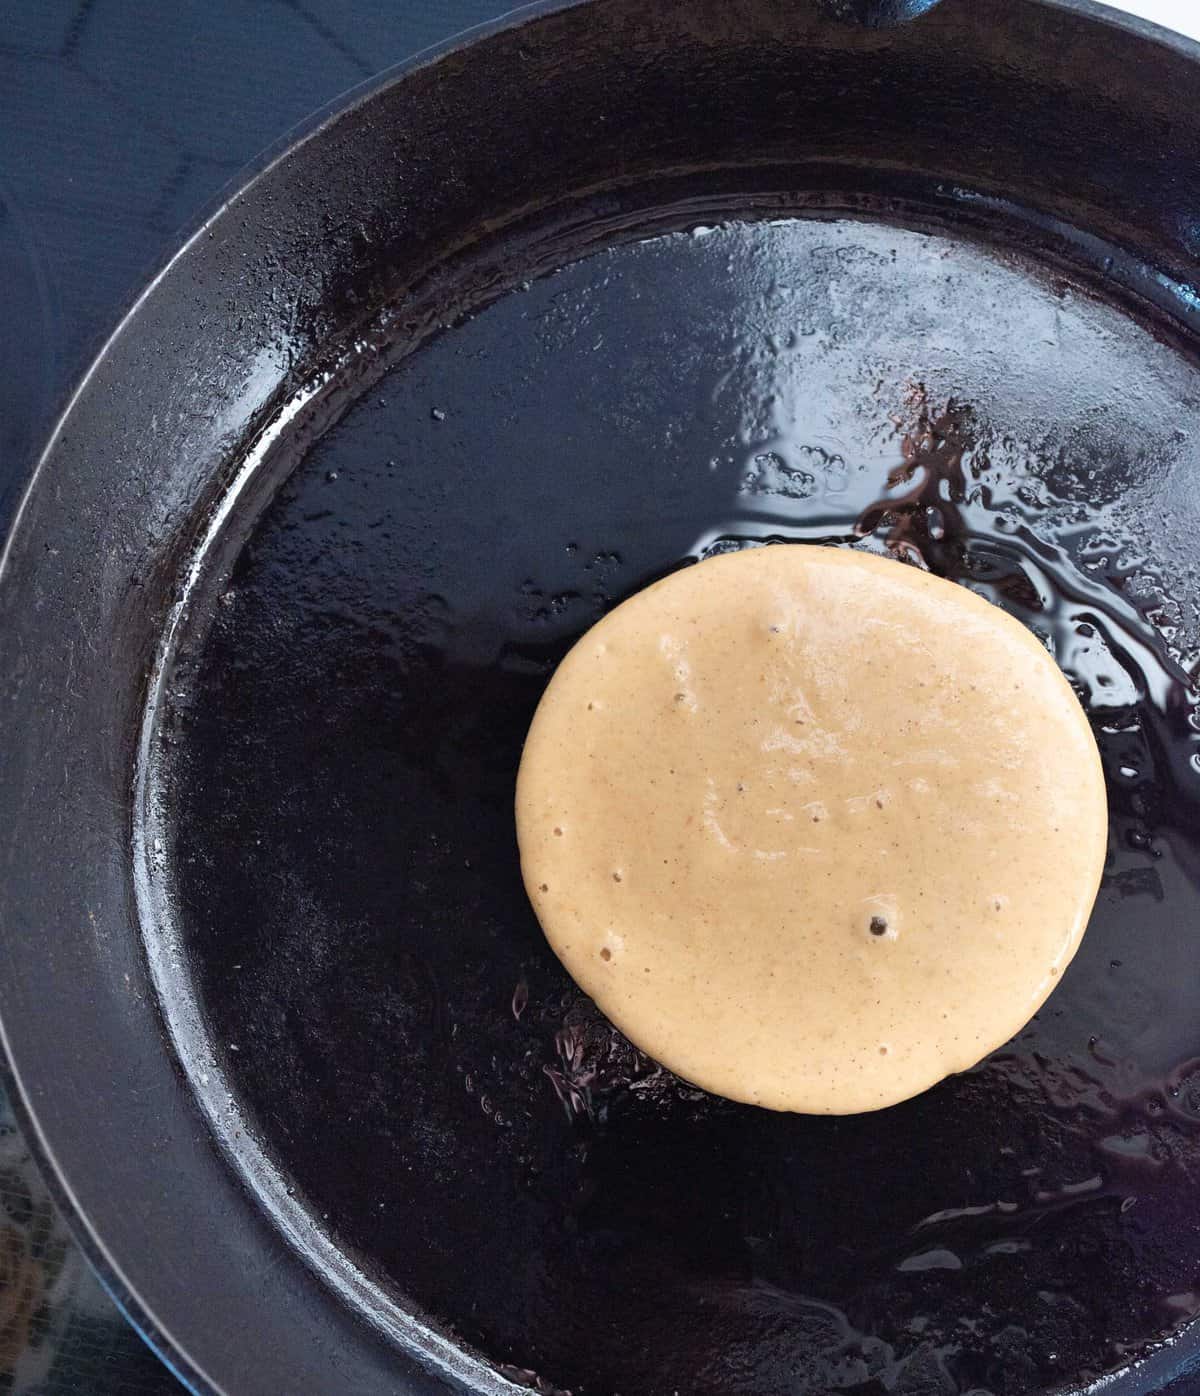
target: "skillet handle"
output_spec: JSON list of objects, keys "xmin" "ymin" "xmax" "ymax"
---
[{"xmin": 820, "ymin": 0, "xmax": 943, "ymax": 25}]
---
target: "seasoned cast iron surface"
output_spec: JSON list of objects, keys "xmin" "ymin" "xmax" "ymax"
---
[{"xmin": 155, "ymin": 215, "xmax": 1200, "ymax": 1395}]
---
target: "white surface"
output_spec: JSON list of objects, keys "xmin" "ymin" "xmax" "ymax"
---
[{"xmin": 1108, "ymin": 0, "xmax": 1200, "ymax": 40}]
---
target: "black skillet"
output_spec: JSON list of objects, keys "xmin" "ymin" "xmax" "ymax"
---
[{"xmin": 3, "ymin": 1, "xmax": 1200, "ymax": 1392}]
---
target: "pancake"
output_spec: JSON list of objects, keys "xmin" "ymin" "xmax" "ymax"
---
[{"xmin": 515, "ymin": 544, "xmax": 1107, "ymax": 1114}]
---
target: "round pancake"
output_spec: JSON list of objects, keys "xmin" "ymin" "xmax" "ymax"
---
[{"xmin": 515, "ymin": 545, "xmax": 1107, "ymax": 1114}]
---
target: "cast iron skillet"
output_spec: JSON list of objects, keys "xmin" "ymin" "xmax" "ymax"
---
[{"xmin": 4, "ymin": 1, "xmax": 1200, "ymax": 1392}]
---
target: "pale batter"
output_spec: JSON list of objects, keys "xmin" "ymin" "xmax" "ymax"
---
[{"xmin": 515, "ymin": 545, "xmax": 1107, "ymax": 1114}]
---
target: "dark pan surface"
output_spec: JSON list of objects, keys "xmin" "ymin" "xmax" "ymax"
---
[
  {"xmin": 152, "ymin": 212, "xmax": 1200, "ymax": 1395},
  {"xmin": 4, "ymin": 2, "xmax": 1200, "ymax": 1393}
]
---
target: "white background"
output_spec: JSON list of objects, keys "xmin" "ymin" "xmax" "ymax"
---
[{"xmin": 1110, "ymin": 0, "xmax": 1200, "ymax": 39}]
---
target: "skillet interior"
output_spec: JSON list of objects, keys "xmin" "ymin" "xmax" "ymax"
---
[
  {"xmin": 4, "ymin": 2, "xmax": 1200, "ymax": 1393},
  {"xmin": 151, "ymin": 205, "xmax": 1200, "ymax": 1396}
]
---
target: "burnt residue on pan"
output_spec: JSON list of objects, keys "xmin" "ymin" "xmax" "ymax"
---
[{"xmin": 152, "ymin": 214, "xmax": 1200, "ymax": 1395}]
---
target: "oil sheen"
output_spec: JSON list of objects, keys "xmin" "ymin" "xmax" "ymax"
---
[{"xmin": 159, "ymin": 216, "xmax": 1200, "ymax": 1394}]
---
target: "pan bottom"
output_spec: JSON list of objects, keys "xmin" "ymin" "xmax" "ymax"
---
[{"xmin": 145, "ymin": 201, "xmax": 1200, "ymax": 1395}]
